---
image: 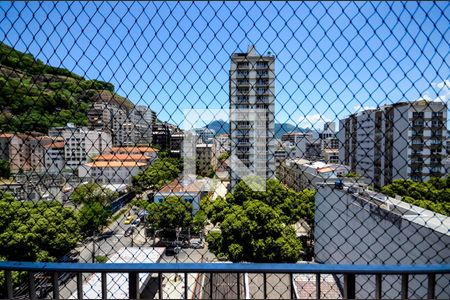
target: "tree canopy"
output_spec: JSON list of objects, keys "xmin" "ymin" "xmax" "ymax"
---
[
  {"xmin": 132, "ymin": 157, "xmax": 181, "ymax": 194},
  {"xmin": 146, "ymin": 197, "xmax": 193, "ymax": 238},
  {"xmin": 70, "ymin": 183, "xmax": 118, "ymax": 205},
  {"xmin": 381, "ymin": 176, "xmax": 450, "ymax": 216},
  {"xmin": 0, "ymin": 192, "xmax": 81, "ymax": 262},
  {"xmin": 204, "ymin": 178, "xmax": 315, "ymax": 262}
]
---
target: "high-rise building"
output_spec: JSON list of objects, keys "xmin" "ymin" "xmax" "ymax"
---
[
  {"xmin": 338, "ymin": 99, "xmax": 447, "ymax": 188},
  {"xmin": 229, "ymin": 45, "xmax": 276, "ymax": 187}
]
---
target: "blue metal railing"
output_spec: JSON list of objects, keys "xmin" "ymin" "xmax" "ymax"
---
[{"xmin": 1, "ymin": 262, "xmax": 450, "ymax": 299}]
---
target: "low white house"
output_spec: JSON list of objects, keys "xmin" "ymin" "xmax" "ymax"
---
[{"xmin": 153, "ymin": 175, "xmax": 213, "ymax": 213}]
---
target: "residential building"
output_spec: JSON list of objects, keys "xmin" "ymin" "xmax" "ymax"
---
[
  {"xmin": 194, "ymin": 128, "xmax": 215, "ymax": 144},
  {"xmin": 278, "ymin": 158, "xmax": 349, "ymax": 191},
  {"xmin": 44, "ymin": 137, "xmax": 65, "ymax": 174},
  {"xmin": 229, "ymin": 45, "xmax": 276, "ymax": 187},
  {"xmin": 321, "ymin": 148, "xmax": 339, "ymax": 164},
  {"xmin": 196, "ymin": 143, "xmax": 212, "ymax": 176},
  {"xmin": 152, "ymin": 122, "xmax": 171, "ymax": 150},
  {"xmin": 51, "ymin": 124, "xmax": 112, "ymax": 171},
  {"xmin": 0, "ymin": 133, "xmax": 51, "ymax": 174},
  {"xmin": 79, "ymin": 159, "xmax": 146, "ymax": 185},
  {"xmin": 154, "ymin": 175, "xmax": 213, "ymax": 213},
  {"xmin": 107, "ymin": 146, "xmax": 158, "ymax": 162},
  {"xmin": 78, "ymin": 146, "xmax": 158, "ymax": 185},
  {"xmin": 338, "ymin": 100, "xmax": 448, "ymax": 188},
  {"xmin": 211, "ymin": 134, "xmax": 230, "ymax": 170},
  {"xmin": 315, "ymin": 182, "xmax": 450, "ymax": 299},
  {"xmin": 88, "ymin": 100, "xmax": 152, "ymax": 146},
  {"xmin": 170, "ymin": 129, "xmax": 184, "ymax": 158}
]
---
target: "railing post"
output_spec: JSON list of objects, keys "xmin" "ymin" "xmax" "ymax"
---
[
  {"xmin": 344, "ymin": 274, "xmax": 355, "ymax": 299},
  {"xmin": 28, "ymin": 272, "xmax": 36, "ymax": 300},
  {"xmin": 291, "ymin": 273, "xmax": 295, "ymax": 299},
  {"xmin": 158, "ymin": 272, "xmax": 163, "ymax": 300},
  {"xmin": 52, "ymin": 271, "xmax": 60, "ymax": 300},
  {"xmin": 427, "ymin": 274, "xmax": 435, "ymax": 300},
  {"xmin": 401, "ymin": 274, "xmax": 408, "ymax": 300},
  {"xmin": 184, "ymin": 272, "xmax": 188, "ymax": 299},
  {"xmin": 375, "ymin": 274, "xmax": 382, "ymax": 299},
  {"xmin": 316, "ymin": 274, "xmax": 321, "ymax": 299},
  {"xmin": 77, "ymin": 273, "xmax": 83, "ymax": 300},
  {"xmin": 263, "ymin": 272, "xmax": 267, "ymax": 299},
  {"xmin": 237, "ymin": 273, "xmax": 241, "ymax": 299},
  {"xmin": 209, "ymin": 273, "xmax": 213, "ymax": 299},
  {"xmin": 5, "ymin": 270, "xmax": 13, "ymax": 299},
  {"xmin": 101, "ymin": 272, "xmax": 107, "ymax": 300},
  {"xmin": 129, "ymin": 272, "xmax": 139, "ymax": 299}
]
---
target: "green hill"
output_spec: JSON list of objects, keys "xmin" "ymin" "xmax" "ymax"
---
[{"xmin": 0, "ymin": 42, "xmax": 133, "ymax": 133}]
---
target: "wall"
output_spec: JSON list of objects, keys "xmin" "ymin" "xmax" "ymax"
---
[{"xmin": 314, "ymin": 184, "xmax": 450, "ymax": 299}]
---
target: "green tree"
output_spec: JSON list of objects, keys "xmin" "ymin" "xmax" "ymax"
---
[
  {"xmin": 381, "ymin": 175, "xmax": 450, "ymax": 216},
  {"xmin": 132, "ymin": 157, "xmax": 181, "ymax": 194},
  {"xmin": 146, "ymin": 197, "xmax": 193, "ymax": 238},
  {"xmin": 70, "ymin": 183, "xmax": 118, "ymax": 205},
  {"xmin": 0, "ymin": 192, "xmax": 81, "ymax": 262},
  {"xmin": 78, "ymin": 202, "xmax": 111, "ymax": 236}
]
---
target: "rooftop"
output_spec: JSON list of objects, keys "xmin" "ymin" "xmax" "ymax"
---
[
  {"xmin": 84, "ymin": 161, "xmax": 147, "ymax": 168},
  {"xmin": 93, "ymin": 153, "xmax": 151, "ymax": 162}
]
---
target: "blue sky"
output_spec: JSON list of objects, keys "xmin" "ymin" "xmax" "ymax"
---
[{"xmin": 1, "ymin": 1, "xmax": 449, "ymax": 130}]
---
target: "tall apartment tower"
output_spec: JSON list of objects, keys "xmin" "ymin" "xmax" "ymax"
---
[
  {"xmin": 338, "ymin": 100, "xmax": 448, "ymax": 188},
  {"xmin": 229, "ymin": 45, "xmax": 276, "ymax": 188}
]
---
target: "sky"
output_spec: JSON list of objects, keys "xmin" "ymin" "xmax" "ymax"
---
[{"xmin": 1, "ymin": 1, "xmax": 449, "ymax": 130}]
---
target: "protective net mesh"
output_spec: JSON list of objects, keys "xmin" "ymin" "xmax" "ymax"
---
[{"xmin": 0, "ymin": 1, "xmax": 449, "ymax": 299}]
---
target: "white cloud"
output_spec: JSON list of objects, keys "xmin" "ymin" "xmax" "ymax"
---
[
  {"xmin": 353, "ymin": 104, "xmax": 375, "ymax": 112},
  {"xmin": 298, "ymin": 114, "xmax": 332, "ymax": 130},
  {"xmin": 431, "ymin": 79, "xmax": 450, "ymax": 90}
]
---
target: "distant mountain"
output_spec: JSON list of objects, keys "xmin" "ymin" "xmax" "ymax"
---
[
  {"xmin": 204, "ymin": 120, "xmax": 308, "ymax": 138},
  {"xmin": 205, "ymin": 120, "xmax": 229, "ymax": 135},
  {"xmin": 275, "ymin": 123, "xmax": 308, "ymax": 137}
]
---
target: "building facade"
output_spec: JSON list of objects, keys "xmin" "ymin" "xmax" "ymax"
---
[
  {"xmin": 315, "ymin": 183, "xmax": 450, "ymax": 299},
  {"xmin": 338, "ymin": 100, "xmax": 447, "ymax": 188},
  {"xmin": 0, "ymin": 133, "xmax": 51, "ymax": 174},
  {"xmin": 229, "ymin": 45, "xmax": 276, "ymax": 188},
  {"xmin": 278, "ymin": 158, "xmax": 349, "ymax": 191},
  {"xmin": 50, "ymin": 124, "xmax": 112, "ymax": 171}
]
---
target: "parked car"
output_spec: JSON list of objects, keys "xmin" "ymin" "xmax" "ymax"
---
[
  {"xmin": 164, "ymin": 242, "xmax": 182, "ymax": 256},
  {"xmin": 124, "ymin": 227, "xmax": 134, "ymax": 237},
  {"xmin": 124, "ymin": 216, "xmax": 134, "ymax": 225},
  {"xmin": 131, "ymin": 219, "xmax": 140, "ymax": 227}
]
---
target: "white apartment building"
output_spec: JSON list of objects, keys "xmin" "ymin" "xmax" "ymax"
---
[
  {"xmin": 338, "ymin": 100, "xmax": 447, "ymax": 188},
  {"xmin": 278, "ymin": 158, "xmax": 349, "ymax": 191},
  {"xmin": 229, "ymin": 45, "xmax": 276, "ymax": 188},
  {"xmin": 44, "ymin": 138, "xmax": 65, "ymax": 174},
  {"xmin": 57, "ymin": 124, "xmax": 112, "ymax": 170}
]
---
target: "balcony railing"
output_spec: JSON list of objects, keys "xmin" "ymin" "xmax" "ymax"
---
[{"xmin": 1, "ymin": 262, "xmax": 449, "ymax": 299}]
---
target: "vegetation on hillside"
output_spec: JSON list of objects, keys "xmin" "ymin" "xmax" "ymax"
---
[
  {"xmin": 0, "ymin": 42, "xmax": 132, "ymax": 133},
  {"xmin": 381, "ymin": 176, "xmax": 450, "ymax": 216},
  {"xmin": 203, "ymin": 178, "xmax": 315, "ymax": 262}
]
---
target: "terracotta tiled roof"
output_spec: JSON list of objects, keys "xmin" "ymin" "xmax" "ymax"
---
[
  {"xmin": 158, "ymin": 177, "xmax": 211, "ymax": 193},
  {"xmin": 84, "ymin": 161, "xmax": 146, "ymax": 168},
  {"xmin": 93, "ymin": 153, "xmax": 150, "ymax": 162},
  {"xmin": 110, "ymin": 146, "xmax": 159, "ymax": 153},
  {"xmin": 0, "ymin": 133, "xmax": 14, "ymax": 138}
]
